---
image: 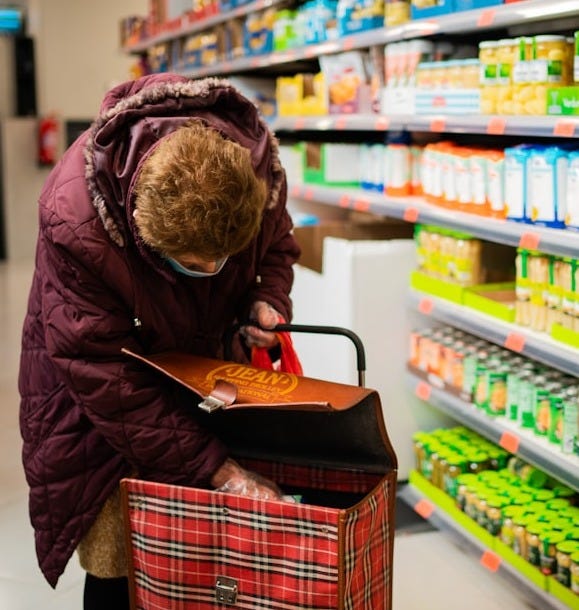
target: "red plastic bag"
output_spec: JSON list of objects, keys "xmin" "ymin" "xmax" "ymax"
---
[{"xmin": 251, "ymin": 330, "xmax": 303, "ymax": 375}]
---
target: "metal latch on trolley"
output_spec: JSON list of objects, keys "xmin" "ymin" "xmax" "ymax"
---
[
  {"xmin": 198, "ymin": 395, "xmax": 225, "ymax": 413},
  {"xmin": 215, "ymin": 576, "xmax": 238, "ymax": 605}
]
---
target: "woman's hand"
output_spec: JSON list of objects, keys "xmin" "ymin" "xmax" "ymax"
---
[
  {"xmin": 210, "ymin": 458, "xmax": 282, "ymax": 500},
  {"xmin": 240, "ymin": 301, "xmax": 282, "ymax": 349}
]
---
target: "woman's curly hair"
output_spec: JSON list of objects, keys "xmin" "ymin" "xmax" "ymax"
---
[{"xmin": 133, "ymin": 120, "xmax": 267, "ymax": 259}]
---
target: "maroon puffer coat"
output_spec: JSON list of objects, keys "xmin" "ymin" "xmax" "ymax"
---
[{"xmin": 18, "ymin": 74, "xmax": 300, "ymax": 587}]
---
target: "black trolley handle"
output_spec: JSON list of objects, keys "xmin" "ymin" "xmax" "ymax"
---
[{"xmin": 224, "ymin": 323, "xmax": 366, "ymax": 388}]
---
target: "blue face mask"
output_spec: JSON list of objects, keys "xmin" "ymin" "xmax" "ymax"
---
[{"xmin": 166, "ymin": 256, "xmax": 229, "ymax": 278}]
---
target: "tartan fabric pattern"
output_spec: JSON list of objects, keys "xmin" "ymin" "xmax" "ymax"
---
[
  {"xmin": 123, "ymin": 476, "xmax": 394, "ymax": 610},
  {"xmin": 342, "ymin": 478, "xmax": 393, "ymax": 610},
  {"xmin": 237, "ymin": 459, "xmax": 382, "ymax": 494},
  {"xmin": 125, "ymin": 478, "xmax": 341, "ymax": 609}
]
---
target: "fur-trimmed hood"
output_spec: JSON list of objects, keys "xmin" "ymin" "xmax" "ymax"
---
[{"xmin": 84, "ymin": 74, "xmax": 284, "ymax": 248}]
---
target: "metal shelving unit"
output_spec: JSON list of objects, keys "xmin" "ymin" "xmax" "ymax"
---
[
  {"xmin": 287, "ymin": 182, "xmax": 579, "ymax": 260},
  {"xmin": 125, "ymin": 0, "xmax": 579, "ymax": 78},
  {"xmin": 398, "ymin": 483, "xmax": 571, "ymax": 610},
  {"xmin": 407, "ymin": 289, "xmax": 579, "ymax": 378},
  {"xmin": 274, "ymin": 114, "xmax": 579, "ymax": 139},
  {"xmin": 406, "ymin": 371, "xmax": 579, "ymax": 491}
]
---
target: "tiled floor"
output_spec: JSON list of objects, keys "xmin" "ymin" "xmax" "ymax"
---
[{"xmin": 0, "ymin": 258, "xmax": 544, "ymax": 609}]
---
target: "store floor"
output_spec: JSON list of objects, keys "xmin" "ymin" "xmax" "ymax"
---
[{"xmin": 0, "ymin": 259, "xmax": 542, "ymax": 610}]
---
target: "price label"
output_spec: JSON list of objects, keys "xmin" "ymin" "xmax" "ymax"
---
[
  {"xmin": 335, "ymin": 117, "xmax": 348, "ymax": 130},
  {"xmin": 477, "ymin": 8, "xmax": 496, "ymax": 28},
  {"xmin": 294, "ymin": 117, "xmax": 306, "ymax": 130},
  {"xmin": 414, "ymin": 499, "xmax": 435, "ymax": 519},
  {"xmin": 486, "ymin": 117, "xmax": 506, "ymax": 135},
  {"xmin": 290, "ymin": 185, "xmax": 301, "ymax": 197},
  {"xmin": 499, "ymin": 431, "xmax": 520, "ymax": 454},
  {"xmin": 353, "ymin": 198, "xmax": 370, "ymax": 212},
  {"xmin": 504, "ymin": 332, "xmax": 526, "ymax": 353},
  {"xmin": 342, "ymin": 38, "xmax": 354, "ymax": 51},
  {"xmin": 418, "ymin": 297, "xmax": 434, "ymax": 315},
  {"xmin": 375, "ymin": 116, "xmax": 390, "ymax": 131},
  {"xmin": 304, "ymin": 188, "xmax": 314, "ymax": 201},
  {"xmin": 415, "ymin": 381, "xmax": 432, "ymax": 402},
  {"xmin": 554, "ymin": 119, "xmax": 576, "ymax": 137},
  {"xmin": 519, "ymin": 231, "xmax": 541, "ymax": 251},
  {"xmin": 430, "ymin": 118, "xmax": 446, "ymax": 133},
  {"xmin": 403, "ymin": 207, "xmax": 419, "ymax": 223},
  {"xmin": 480, "ymin": 551, "xmax": 501, "ymax": 573},
  {"xmin": 339, "ymin": 194, "xmax": 351, "ymax": 208}
]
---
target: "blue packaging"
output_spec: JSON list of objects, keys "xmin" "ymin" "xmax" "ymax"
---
[
  {"xmin": 504, "ymin": 144, "xmax": 533, "ymax": 223},
  {"xmin": 410, "ymin": 0, "xmax": 454, "ymax": 20},
  {"xmin": 454, "ymin": 0, "xmax": 503, "ymax": 11},
  {"xmin": 527, "ymin": 146, "xmax": 568, "ymax": 229}
]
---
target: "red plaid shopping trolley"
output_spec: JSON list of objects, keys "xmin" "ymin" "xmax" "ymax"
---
[{"xmin": 121, "ymin": 332, "xmax": 397, "ymax": 610}]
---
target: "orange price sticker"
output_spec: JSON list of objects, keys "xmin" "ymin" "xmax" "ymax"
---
[
  {"xmin": 294, "ymin": 117, "xmax": 306, "ymax": 130},
  {"xmin": 290, "ymin": 185, "xmax": 301, "ymax": 197},
  {"xmin": 430, "ymin": 118, "xmax": 446, "ymax": 133},
  {"xmin": 339, "ymin": 194, "xmax": 351, "ymax": 208},
  {"xmin": 486, "ymin": 117, "xmax": 506, "ymax": 135},
  {"xmin": 499, "ymin": 431, "xmax": 520, "ymax": 454},
  {"xmin": 418, "ymin": 297, "xmax": 434, "ymax": 315},
  {"xmin": 335, "ymin": 117, "xmax": 348, "ymax": 130},
  {"xmin": 554, "ymin": 119, "xmax": 576, "ymax": 137},
  {"xmin": 403, "ymin": 207, "xmax": 419, "ymax": 223},
  {"xmin": 414, "ymin": 499, "xmax": 435, "ymax": 519},
  {"xmin": 342, "ymin": 38, "xmax": 354, "ymax": 51},
  {"xmin": 375, "ymin": 116, "xmax": 390, "ymax": 131},
  {"xmin": 353, "ymin": 198, "xmax": 370, "ymax": 212},
  {"xmin": 415, "ymin": 381, "xmax": 432, "ymax": 402},
  {"xmin": 504, "ymin": 332, "xmax": 526, "ymax": 353},
  {"xmin": 519, "ymin": 231, "xmax": 541, "ymax": 251},
  {"xmin": 477, "ymin": 8, "xmax": 496, "ymax": 28},
  {"xmin": 304, "ymin": 188, "xmax": 314, "ymax": 201},
  {"xmin": 480, "ymin": 551, "xmax": 501, "ymax": 573}
]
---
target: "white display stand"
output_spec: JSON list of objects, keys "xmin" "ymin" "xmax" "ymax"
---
[{"xmin": 290, "ymin": 236, "xmax": 453, "ymax": 480}]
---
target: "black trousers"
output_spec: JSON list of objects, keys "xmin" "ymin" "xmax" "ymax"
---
[{"xmin": 83, "ymin": 573, "xmax": 130, "ymax": 610}]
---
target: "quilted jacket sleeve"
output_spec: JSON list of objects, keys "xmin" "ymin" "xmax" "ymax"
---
[
  {"xmin": 39, "ymin": 213, "xmax": 228, "ymax": 488},
  {"xmin": 241, "ymin": 177, "xmax": 301, "ymax": 322}
]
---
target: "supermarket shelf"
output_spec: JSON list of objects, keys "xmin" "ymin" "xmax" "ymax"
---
[
  {"xmin": 126, "ymin": 0, "xmax": 579, "ymax": 62},
  {"xmin": 287, "ymin": 182, "xmax": 579, "ymax": 259},
  {"xmin": 125, "ymin": 0, "xmax": 288, "ymax": 53},
  {"xmin": 408, "ymin": 289, "xmax": 579, "ymax": 377},
  {"xmin": 397, "ymin": 482, "xmax": 571, "ymax": 610},
  {"xmin": 406, "ymin": 371, "xmax": 579, "ymax": 491},
  {"xmin": 274, "ymin": 114, "xmax": 579, "ymax": 139}
]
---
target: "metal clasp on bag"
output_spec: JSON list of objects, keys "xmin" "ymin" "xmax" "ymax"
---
[
  {"xmin": 198, "ymin": 395, "xmax": 225, "ymax": 413},
  {"xmin": 215, "ymin": 576, "xmax": 238, "ymax": 605}
]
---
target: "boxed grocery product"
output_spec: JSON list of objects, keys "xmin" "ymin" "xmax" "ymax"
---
[
  {"xmin": 319, "ymin": 51, "xmax": 373, "ymax": 114},
  {"xmin": 565, "ymin": 151, "xmax": 579, "ymax": 231},
  {"xmin": 302, "ymin": 142, "xmax": 361, "ymax": 186},
  {"xmin": 454, "ymin": 0, "xmax": 503, "ymax": 10},
  {"xmin": 337, "ymin": 0, "xmax": 384, "ymax": 36},
  {"xmin": 410, "ymin": 0, "xmax": 453, "ymax": 19},
  {"xmin": 385, "ymin": 0, "xmax": 410, "ymax": 26},
  {"xmin": 415, "ymin": 89, "xmax": 481, "ymax": 114},
  {"xmin": 293, "ymin": 215, "xmax": 413, "ymax": 272},
  {"xmin": 243, "ymin": 8, "xmax": 275, "ymax": 56},
  {"xmin": 276, "ymin": 73, "xmax": 328, "ymax": 116}
]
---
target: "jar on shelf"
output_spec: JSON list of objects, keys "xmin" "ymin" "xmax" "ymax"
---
[
  {"xmin": 496, "ymin": 38, "xmax": 516, "ymax": 114},
  {"xmin": 539, "ymin": 531, "xmax": 567, "ymax": 576},
  {"xmin": 479, "ymin": 40, "xmax": 498, "ymax": 114},
  {"xmin": 571, "ymin": 551, "xmax": 579, "ymax": 593},
  {"xmin": 527, "ymin": 522, "xmax": 550, "ymax": 566},
  {"xmin": 501, "ymin": 505, "xmax": 527, "ymax": 547},
  {"xmin": 556, "ymin": 541, "xmax": 579, "ymax": 586},
  {"xmin": 486, "ymin": 496, "xmax": 508, "ymax": 536}
]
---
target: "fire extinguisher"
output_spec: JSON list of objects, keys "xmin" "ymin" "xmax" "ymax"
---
[{"xmin": 38, "ymin": 115, "xmax": 59, "ymax": 166}]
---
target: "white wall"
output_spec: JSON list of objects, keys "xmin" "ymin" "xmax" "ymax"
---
[{"xmin": 0, "ymin": 0, "xmax": 148, "ymax": 260}]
